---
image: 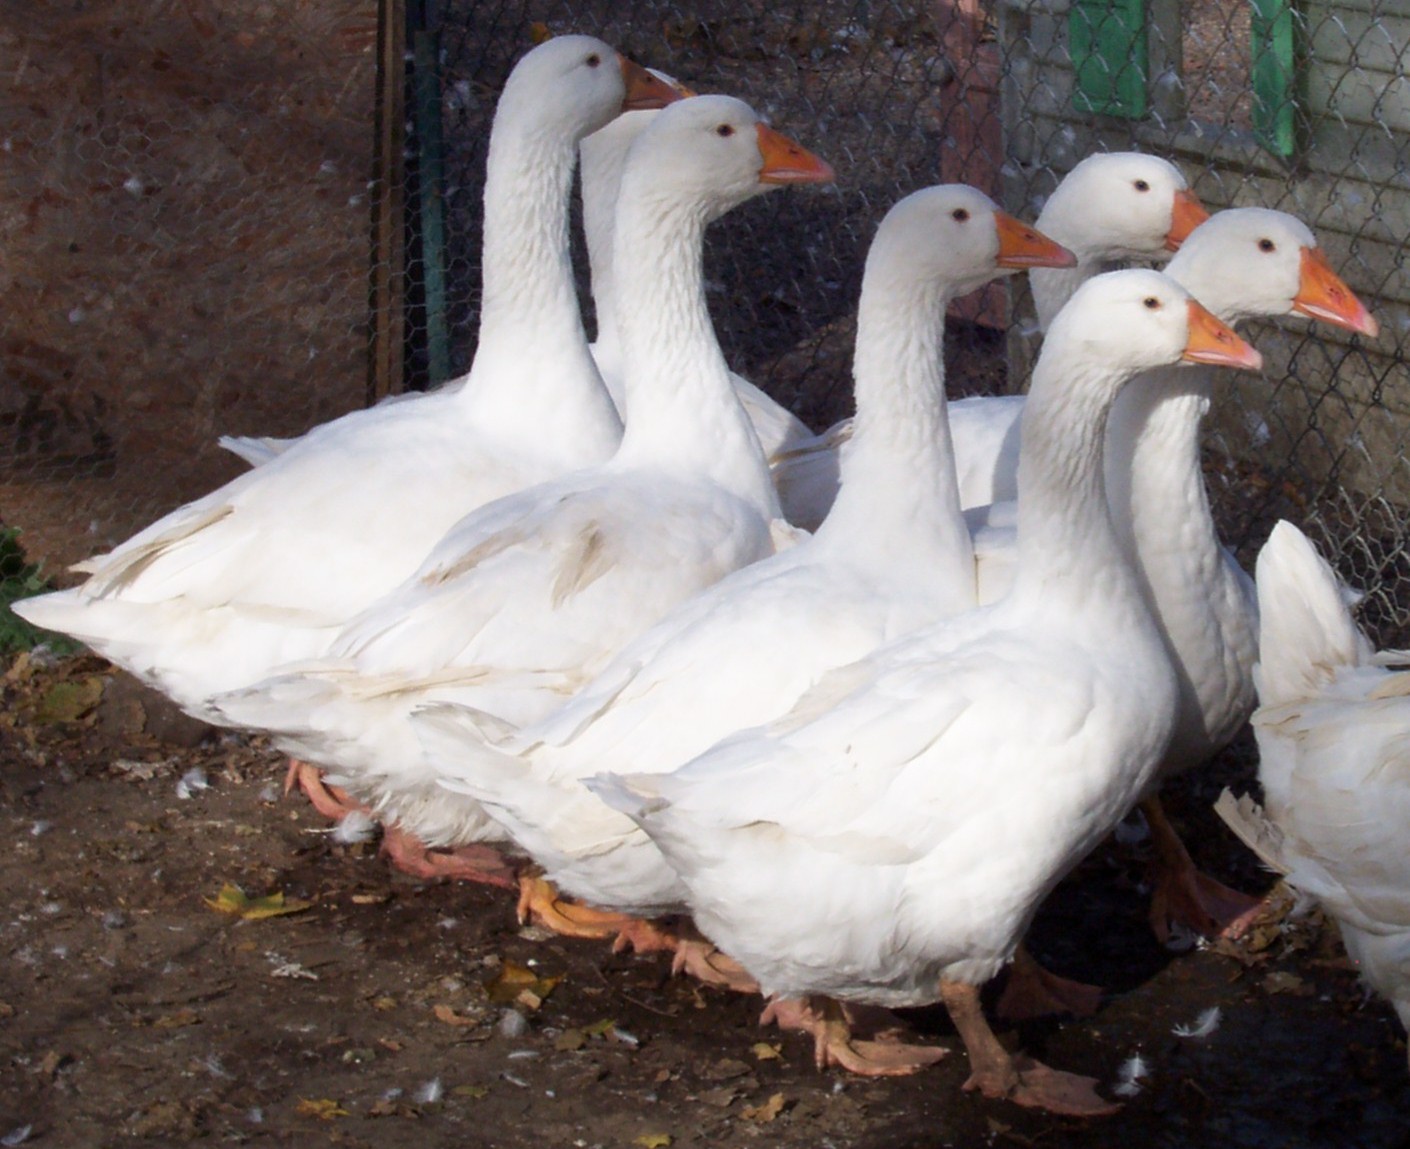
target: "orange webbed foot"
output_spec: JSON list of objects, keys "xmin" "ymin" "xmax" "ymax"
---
[
  {"xmin": 515, "ymin": 876, "xmax": 659, "ymax": 940},
  {"xmin": 762, "ymin": 997, "xmax": 948, "ymax": 1077},
  {"xmin": 995, "ymin": 946, "xmax": 1102, "ymax": 1020},
  {"xmin": 284, "ymin": 758, "xmax": 368, "ymax": 821},
  {"xmin": 380, "ymin": 823, "xmax": 518, "ymax": 889},
  {"xmin": 670, "ymin": 939, "xmax": 759, "ymax": 992},
  {"xmin": 1143, "ymin": 797, "xmax": 1263, "ymax": 942},
  {"xmin": 964, "ymin": 1053, "xmax": 1122, "ymax": 1117}
]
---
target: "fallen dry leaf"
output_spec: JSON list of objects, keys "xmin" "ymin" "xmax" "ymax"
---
[
  {"xmin": 3, "ymin": 650, "xmax": 34, "ymax": 685},
  {"xmin": 366, "ymin": 1097, "xmax": 419, "ymax": 1118},
  {"xmin": 432, "ymin": 1004, "xmax": 481, "ymax": 1028},
  {"xmin": 701, "ymin": 1057, "xmax": 751, "ymax": 1081},
  {"xmin": 372, "ymin": 996, "xmax": 398, "ymax": 1011},
  {"xmin": 113, "ymin": 760, "xmax": 163, "ymax": 782},
  {"xmin": 554, "ymin": 1029, "xmax": 586, "ymax": 1052},
  {"xmin": 37, "ymin": 1051, "xmax": 70, "ymax": 1078},
  {"xmin": 35, "ymin": 677, "xmax": 104, "ymax": 725},
  {"xmin": 204, "ymin": 883, "xmax": 312, "ymax": 921},
  {"xmin": 453, "ymin": 1084, "xmax": 489, "ymax": 1100},
  {"xmin": 1262, "ymin": 970, "xmax": 1313, "ymax": 996},
  {"xmin": 483, "ymin": 961, "xmax": 561, "ymax": 1008},
  {"xmin": 633, "ymin": 1136, "xmax": 671, "ymax": 1149},
  {"xmin": 295, "ymin": 1098, "xmax": 348, "ymax": 1121},
  {"xmin": 151, "ymin": 1008, "xmax": 200, "ymax": 1029},
  {"xmin": 751, "ymin": 1041, "xmax": 783, "ymax": 1061},
  {"xmin": 741, "ymin": 1093, "xmax": 787, "ymax": 1123}
]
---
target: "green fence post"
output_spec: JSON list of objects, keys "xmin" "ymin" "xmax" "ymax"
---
[{"xmin": 1070, "ymin": 0, "xmax": 1149, "ymax": 119}]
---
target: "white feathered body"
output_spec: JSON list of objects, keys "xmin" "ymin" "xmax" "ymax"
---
[
  {"xmin": 1251, "ymin": 521, "xmax": 1410, "ymax": 1036},
  {"xmin": 604, "ymin": 592, "xmax": 1175, "ymax": 1003}
]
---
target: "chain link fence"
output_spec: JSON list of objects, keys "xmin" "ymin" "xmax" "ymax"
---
[
  {"xmin": 4, "ymin": 0, "xmax": 1408, "ymax": 640},
  {"xmin": 1, "ymin": 0, "xmax": 376, "ymax": 573}
]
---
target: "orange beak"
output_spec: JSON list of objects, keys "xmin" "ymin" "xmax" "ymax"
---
[
  {"xmin": 992, "ymin": 211, "xmax": 1077, "ymax": 269},
  {"xmin": 1182, "ymin": 299, "xmax": 1263, "ymax": 371},
  {"xmin": 1291, "ymin": 246, "xmax": 1379, "ymax": 337},
  {"xmin": 619, "ymin": 56, "xmax": 684, "ymax": 111},
  {"xmin": 1165, "ymin": 188, "xmax": 1211, "ymax": 251},
  {"xmin": 755, "ymin": 123, "xmax": 835, "ymax": 186}
]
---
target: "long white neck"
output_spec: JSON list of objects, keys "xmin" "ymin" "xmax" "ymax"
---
[
  {"xmin": 815, "ymin": 256, "xmax": 973, "ymax": 606},
  {"xmin": 1029, "ymin": 262, "xmax": 1102, "ymax": 332},
  {"xmin": 464, "ymin": 115, "xmax": 622, "ymax": 459},
  {"xmin": 1104, "ymin": 304, "xmax": 1257, "ymax": 762},
  {"xmin": 1107, "ymin": 282, "xmax": 1255, "ymax": 600},
  {"xmin": 611, "ymin": 189, "xmax": 778, "ymax": 514},
  {"xmin": 1104, "ymin": 367, "xmax": 1216, "ymax": 565},
  {"xmin": 1028, "ymin": 191, "xmax": 1108, "ymax": 332},
  {"xmin": 1013, "ymin": 350, "xmax": 1147, "ymax": 625},
  {"xmin": 581, "ymin": 115, "xmax": 646, "ymax": 408}
]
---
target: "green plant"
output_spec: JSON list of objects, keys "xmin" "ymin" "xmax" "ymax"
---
[{"xmin": 0, "ymin": 526, "xmax": 77, "ymax": 655}]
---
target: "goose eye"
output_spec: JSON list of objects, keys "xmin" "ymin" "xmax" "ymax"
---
[
  {"xmin": 1134, "ymin": 179, "xmax": 1151, "ymax": 192},
  {"xmin": 585, "ymin": 53, "xmax": 601, "ymax": 67},
  {"xmin": 716, "ymin": 124, "xmax": 735, "ymax": 137},
  {"xmin": 1143, "ymin": 296, "xmax": 1161, "ymax": 310},
  {"xmin": 1258, "ymin": 238, "xmax": 1276, "ymax": 252},
  {"xmin": 951, "ymin": 208, "xmax": 969, "ymax": 222}
]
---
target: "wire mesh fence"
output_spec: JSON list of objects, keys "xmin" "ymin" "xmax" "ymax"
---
[
  {"xmin": 4, "ymin": 0, "xmax": 1408, "ymax": 639},
  {"xmin": 1, "ymin": 0, "xmax": 376, "ymax": 571}
]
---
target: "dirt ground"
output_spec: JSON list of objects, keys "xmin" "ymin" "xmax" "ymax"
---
[{"xmin": 4, "ymin": 652, "xmax": 1410, "ymax": 1149}]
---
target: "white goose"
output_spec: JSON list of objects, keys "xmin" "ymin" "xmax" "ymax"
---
[
  {"xmin": 14, "ymin": 36, "xmax": 677, "ymax": 720},
  {"xmin": 900, "ymin": 207, "xmax": 1379, "ymax": 974},
  {"xmin": 1097, "ymin": 209, "xmax": 1379, "ymax": 940},
  {"xmin": 1223, "ymin": 521, "xmax": 1410, "ymax": 1071},
  {"xmin": 772, "ymin": 151, "xmax": 1209, "ymax": 529},
  {"xmin": 592, "ymin": 270, "xmax": 1263, "ymax": 1113},
  {"xmin": 578, "ymin": 103, "xmax": 814, "ymax": 460},
  {"xmin": 1216, "ymin": 520, "xmax": 1410, "ymax": 1069},
  {"xmin": 208, "ymin": 95, "xmax": 834, "ymax": 870},
  {"xmin": 415, "ymin": 185, "xmax": 1073, "ymax": 949}
]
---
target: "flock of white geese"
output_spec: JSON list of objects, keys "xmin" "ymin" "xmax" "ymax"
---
[{"xmin": 18, "ymin": 33, "xmax": 1408, "ymax": 1116}]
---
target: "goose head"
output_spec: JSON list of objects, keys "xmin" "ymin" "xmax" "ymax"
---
[
  {"xmin": 497, "ymin": 35, "xmax": 680, "ymax": 146},
  {"xmin": 1039, "ymin": 152, "xmax": 1209, "ymax": 262},
  {"xmin": 618, "ymin": 94, "xmax": 834, "ymax": 225},
  {"xmin": 868, "ymin": 185, "xmax": 1075, "ymax": 300},
  {"xmin": 1050, "ymin": 268, "xmax": 1263, "ymax": 381},
  {"xmin": 1166, "ymin": 207, "xmax": 1379, "ymax": 335}
]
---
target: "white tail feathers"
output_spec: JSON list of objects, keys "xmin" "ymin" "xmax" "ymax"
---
[
  {"xmin": 9, "ymin": 588, "xmax": 78, "ymax": 634},
  {"xmin": 1212, "ymin": 788, "xmax": 1289, "ymax": 875},
  {"xmin": 217, "ymin": 434, "xmax": 290, "ymax": 468},
  {"xmin": 1254, "ymin": 521, "xmax": 1374, "ymax": 707}
]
